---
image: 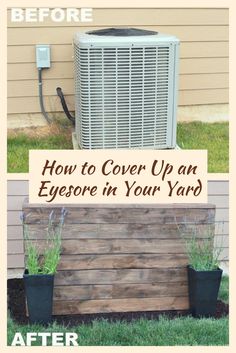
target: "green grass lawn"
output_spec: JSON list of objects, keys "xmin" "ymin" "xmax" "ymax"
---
[
  {"xmin": 7, "ymin": 122, "xmax": 228, "ymax": 173},
  {"xmin": 7, "ymin": 130, "xmax": 73, "ymax": 173},
  {"xmin": 177, "ymin": 122, "xmax": 229, "ymax": 173},
  {"xmin": 7, "ymin": 276, "xmax": 229, "ymax": 346},
  {"xmin": 218, "ymin": 275, "xmax": 229, "ymax": 304},
  {"xmin": 7, "ymin": 316, "xmax": 228, "ymax": 346}
]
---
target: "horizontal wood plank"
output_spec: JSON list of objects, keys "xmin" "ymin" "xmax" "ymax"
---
[
  {"xmin": 29, "ymin": 238, "xmax": 186, "ymax": 255},
  {"xmin": 54, "ymin": 268, "xmax": 187, "ymax": 285},
  {"xmin": 22, "ymin": 206, "xmax": 215, "ymax": 224},
  {"xmin": 57, "ymin": 254, "xmax": 188, "ymax": 270},
  {"xmin": 54, "ymin": 282, "xmax": 188, "ymax": 300},
  {"xmin": 52, "ymin": 296, "xmax": 189, "ymax": 314},
  {"xmin": 9, "ymin": 206, "xmax": 216, "ymax": 226},
  {"xmin": 11, "ymin": 223, "xmax": 227, "ymax": 241},
  {"xmin": 10, "ymin": 222, "xmax": 228, "ymax": 241},
  {"xmin": 25, "ymin": 222, "xmax": 214, "ymax": 239}
]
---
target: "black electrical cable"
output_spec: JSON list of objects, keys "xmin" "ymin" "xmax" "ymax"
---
[
  {"xmin": 56, "ymin": 87, "xmax": 75, "ymax": 125},
  {"xmin": 38, "ymin": 68, "xmax": 52, "ymax": 124}
]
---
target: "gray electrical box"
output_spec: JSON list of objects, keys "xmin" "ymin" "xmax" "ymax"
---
[{"xmin": 36, "ymin": 45, "xmax": 51, "ymax": 68}]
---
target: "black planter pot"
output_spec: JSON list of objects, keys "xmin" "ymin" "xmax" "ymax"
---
[
  {"xmin": 187, "ymin": 265, "xmax": 222, "ymax": 318},
  {"xmin": 23, "ymin": 270, "xmax": 54, "ymax": 325}
]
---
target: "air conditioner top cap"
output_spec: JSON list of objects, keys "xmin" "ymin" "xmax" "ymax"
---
[{"xmin": 86, "ymin": 28, "xmax": 158, "ymax": 37}]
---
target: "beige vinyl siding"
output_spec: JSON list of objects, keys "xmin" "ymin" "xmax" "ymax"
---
[
  {"xmin": 7, "ymin": 8, "xmax": 229, "ymax": 119},
  {"xmin": 7, "ymin": 181, "xmax": 28, "ymax": 277},
  {"xmin": 7, "ymin": 42, "xmax": 229, "ymax": 62},
  {"xmin": 7, "ymin": 74, "xmax": 229, "ymax": 96},
  {"xmin": 7, "ymin": 180, "xmax": 229, "ymax": 278},
  {"xmin": 208, "ymin": 181, "xmax": 229, "ymax": 265}
]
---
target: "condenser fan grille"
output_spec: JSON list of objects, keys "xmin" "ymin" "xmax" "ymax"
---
[{"xmin": 74, "ymin": 39, "xmax": 178, "ymax": 149}]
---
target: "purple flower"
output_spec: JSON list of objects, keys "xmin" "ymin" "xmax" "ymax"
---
[
  {"xmin": 20, "ymin": 211, "xmax": 25, "ymax": 223},
  {"xmin": 49, "ymin": 210, "xmax": 54, "ymax": 222},
  {"xmin": 60, "ymin": 207, "xmax": 67, "ymax": 225},
  {"xmin": 61, "ymin": 207, "xmax": 68, "ymax": 217}
]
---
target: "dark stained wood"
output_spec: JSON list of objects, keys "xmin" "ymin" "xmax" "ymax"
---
[
  {"xmin": 28, "ymin": 238, "xmax": 186, "ymax": 255},
  {"xmin": 57, "ymin": 254, "xmax": 189, "ymax": 270},
  {"xmin": 22, "ymin": 202, "xmax": 215, "ymax": 314},
  {"xmin": 25, "ymin": 223, "xmax": 214, "ymax": 239},
  {"xmin": 53, "ymin": 297, "xmax": 189, "ymax": 314},
  {"xmin": 54, "ymin": 283, "xmax": 188, "ymax": 300},
  {"xmin": 54, "ymin": 268, "xmax": 187, "ymax": 285},
  {"xmin": 23, "ymin": 205, "xmax": 215, "ymax": 225}
]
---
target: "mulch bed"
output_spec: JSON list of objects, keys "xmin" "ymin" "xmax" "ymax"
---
[{"xmin": 8, "ymin": 278, "xmax": 229, "ymax": 327}]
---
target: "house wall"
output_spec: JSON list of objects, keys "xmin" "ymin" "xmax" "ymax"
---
[
  {"xmin": 7, "ymin": 179, "xmax": 229, "ymax": 278},
  {"xmin": 7, "ymin": 8, "xmax": 229, "ymax": 126}
]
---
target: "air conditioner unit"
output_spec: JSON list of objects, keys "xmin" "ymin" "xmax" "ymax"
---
[{"xmin": 73, "ymin": 28, "xmax": 179, "ymax": 149}]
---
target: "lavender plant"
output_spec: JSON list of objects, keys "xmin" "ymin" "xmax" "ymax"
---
[
  {"xmin": 176, "ymin": 218, "xmax": 225, "ymax": 271},
  {"xmin": 21, "ymin": 208, "xmax": 67, "ymax": 275}
]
